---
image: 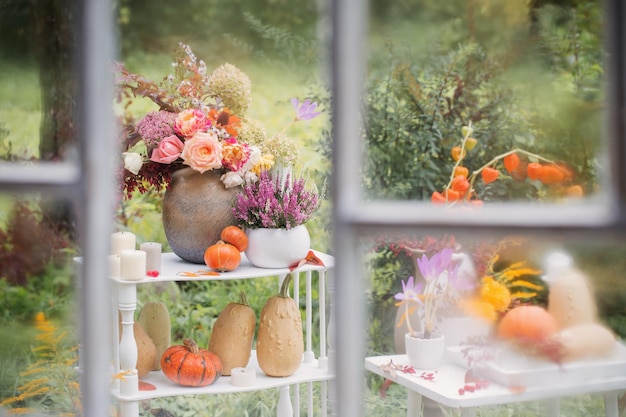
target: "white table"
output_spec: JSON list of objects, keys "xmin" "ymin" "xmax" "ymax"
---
[{"xmin": 365, "ymin": 354, "xmax": 626, "ymax": 417}]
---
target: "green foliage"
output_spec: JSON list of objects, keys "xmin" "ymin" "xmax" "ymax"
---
[
  {"xmin": 0, "ymin": 199, "xmax": 75, "ymax": 286},
  {"xmin": 363, "ymin": 42, "xmax": 532, "ymax": 201},
  {"xmin": 364, "ymin": 247, "xmax": 415, "ymax": 356},
  {"xmin": 117, "ymin": 0, "xmax": 319, "ymax": 58}
]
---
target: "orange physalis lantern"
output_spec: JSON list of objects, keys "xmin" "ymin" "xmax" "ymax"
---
[
  {"xmin": 481, "ymin": 167, "xmax": 499, "ymax": 185},
  {"xmin": 526, "ymin": 162, "xmax": 542, "ymax": 181},
  {"xmin": 503, "ymin": 153, "xmax": 520, "ymax": 174},
  {"xmin": 451, "ymin": 175, "xmax": 470, "ymax": 194}
]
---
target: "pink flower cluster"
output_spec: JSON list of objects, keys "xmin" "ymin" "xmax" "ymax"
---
[
  {"xmin": 232, "ymin": 171, "xmax": 321, "ymax": 229},
  {"xmin": 131, "ymin": 107, "xmax": 254, "ymax": 186}
]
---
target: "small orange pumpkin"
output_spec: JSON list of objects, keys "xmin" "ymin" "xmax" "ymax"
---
[
  {"xmin": 220, "ymin": 225, "xmax": 248, "ymax": 252},
  {"xmin": 204, "ymin": 241, "xmax": 241, "ymax": 272},
  {"xmin": 497, "ymin": 305, "xmax": 557, "ymax": 344},
  {"xmin": 161, "ymin": 338, "xmax": 223, "ymax": 387}
]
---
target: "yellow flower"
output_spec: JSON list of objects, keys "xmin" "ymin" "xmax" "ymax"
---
[
  {"xmin": 251, "ymin": 154, "xmax": 275, "ymax": 175},
  {"xmin": 480, "ymin": 276, "xmax": 511, "ymax": 313}
]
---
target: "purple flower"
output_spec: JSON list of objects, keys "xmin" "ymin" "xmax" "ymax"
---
[
  {"xmin": 417, "ymin": 248, "xmax": 454, "ymax": 282},
  {"xmin": 394, "ymin": 276, "xmax": 423, "ymax": 303},
  {"xmin": 232, "ymin": 170, "xmax": 322, "ymax": 229},
  {"xmin": 136, "ymin": 111, "xmax": 177, "ymax": 148},
  {"xmin": 291, "ymin": 98, "xmax": 321, "ymax": 121}
]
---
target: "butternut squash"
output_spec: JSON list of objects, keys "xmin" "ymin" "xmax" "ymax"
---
[
  {"xmin": 256, "ymin": 274, "xmax": 304, "ymax": 377},
  {"xmin": 138, "ymin": 301, "xmax": 171, "ymax": 371},
  {"xmin": 554, "ymin": 323, "xmax": 616, "ymax": 362},
  {"xmin": 208, "ymin": 291, "xmax": 256, "ymax": 375},
  {"xmin": 545, "ymin": 253, "xmax": 597, "ymax": 330}
]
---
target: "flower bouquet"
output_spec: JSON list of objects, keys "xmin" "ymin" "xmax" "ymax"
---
[{"xmin": 115, "ymin": 42, "xmax": 321, "ymax": 198}]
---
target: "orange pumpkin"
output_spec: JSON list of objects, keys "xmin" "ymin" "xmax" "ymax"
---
[
  {"xmin": 220, "ymin": 225, "xmax": 248, "ymax": 252},
  {"xmin": 497, "ymin": 305, "xmax": 557, "ymax": 343},
  {"xmin": 161, "ymin": 338, "xmax": 223, "ymax": 386},
  {"xmin": 204, "ymin": 241, "xmax": 241, "ymax": 272}
]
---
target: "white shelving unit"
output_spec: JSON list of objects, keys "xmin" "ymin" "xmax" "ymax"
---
[{"xmin": 113, "ymin": 251, "xmax": 335, "ymax": 417}]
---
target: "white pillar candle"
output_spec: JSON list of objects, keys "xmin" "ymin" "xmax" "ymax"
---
[
  {"xmin": 120, "ymin": 250, "xmax": 146, "ymax": 281},
  {"xmin": 111, "ymin": 231, "xmax": 136, "ymax": 255},
  {"xmin": 230, "ymin": 367, "xmax": 256, "ymax": 387},
  {"xmin": 109, "ymin": 254, "xmax": 121, "ymax": 278},
  {"xmin": 140, "ymin": 242, "xmax": 162, "ymax": 273}
]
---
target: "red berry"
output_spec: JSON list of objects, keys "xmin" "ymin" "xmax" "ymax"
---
[
  {"xmin": 458, "ymin": 388, "xmax": 465, "ymax": 395},
  {"xmin": 147, "ymin": 270, "xmax": 159, "ymax": 277}
]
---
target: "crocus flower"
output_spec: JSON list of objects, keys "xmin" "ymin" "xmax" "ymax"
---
[
  {"xmin": 417, "ymin": 248, "xmax": 454, "ymax": 282},
  {"xmin": 291, "ymin": 98, "xmax": 321, "ymax": 121},
  {"xmin": 394, "ymin": 276, "xmax": 423, "ymax": 303},
  {"xmin": 394, "ymin": 276, "xmax": 423, "ymax": 337}
]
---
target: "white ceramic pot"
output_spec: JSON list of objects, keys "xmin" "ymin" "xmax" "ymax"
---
[
  {"xmin": 405, "ymin": 332, "xmax": 445, "ymax": 370},
  {"xmin": 245, "ymin": 225, "xmax": 311, "ymax": 268}
]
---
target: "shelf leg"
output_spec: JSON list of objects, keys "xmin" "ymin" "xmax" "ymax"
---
[
  {"xmin": 277, "ymin": 385, "xmax": 294, "ymax": 417},
  {"xmin": 119, "ymin": 398, "xmax": 139, "ymax": 417},
  {"xmin": 604, "ymin": 391, "xmax": 618, "ymax": 417},
  {"xmin": 118, "ymin": 283, "xmax": 138, "ymax": 417},
  {"xmin": 407, "ymin": 391, "xmax": 422, "ymax": 417}
]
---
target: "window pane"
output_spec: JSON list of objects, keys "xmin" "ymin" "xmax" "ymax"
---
[
  {"xmin": 363, "ymin": 0, "xmax": 605, "ymax": 207},
  {"xmin": 362, "ymin": 228, "xmax": 626, "ymax": 416},
  {"xmin": 0, "ymin": 2, "xmax": 78, "ymax": 163},
  {"xmin": 0, "ymin": 193, "xmax": 80, "ymax": 415}
]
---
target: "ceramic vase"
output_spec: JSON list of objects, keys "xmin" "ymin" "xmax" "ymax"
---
[
  {"xmin": 245, "ymin": 225, "xmax": 311, "ymax": 268},
  {"xmin": 162, "ymin": 168, "xmax": 238, "ymax": 264}
]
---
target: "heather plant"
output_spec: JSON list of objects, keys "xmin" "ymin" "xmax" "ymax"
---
[{"xmin": 232, "ymin": 170, "xmax": 322, "ymax": 229}]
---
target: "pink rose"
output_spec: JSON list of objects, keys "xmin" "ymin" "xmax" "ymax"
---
[
  {"xmin": 181, "ymin": 131, "xmax": 223, "ymax": 173},
  {"xmin": 150, "ymin": 135, "xmax": 184, "ymax": 164},
  {"xmin": 174, "ymin": 109, "xmax": 208, "ymax": 137}
]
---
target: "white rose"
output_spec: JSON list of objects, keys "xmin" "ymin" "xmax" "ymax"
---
[
  {"xmin": 243, "ymin": 171, "xmax": 258, "ymax": 184},
  {"xmin": 221, "ymin": 171, "xmax": 244, "ymax": 188},
  {"xmin": 122, "ymin": 152, "xmax": 143, "ymax": 175}
]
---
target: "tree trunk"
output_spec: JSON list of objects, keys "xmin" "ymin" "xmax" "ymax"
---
[{"xmin": 30, "ymin": 0, "xmax": 76, "ymax": 161}]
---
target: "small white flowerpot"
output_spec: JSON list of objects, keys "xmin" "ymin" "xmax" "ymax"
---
[
  {"xmin": 245, "ymin": 225, "xmax": 311, "ymax": 269},
  {"xmin": 405, "ymin": 332, "xmax": 445, "ymax": 370}
]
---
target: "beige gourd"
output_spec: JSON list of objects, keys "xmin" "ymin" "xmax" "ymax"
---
[
  {"xmin": 137, "ymin": 301, "xmax": 171, "ymax": 371},
  {"xmin": 546, "ymin": 252, "xmax": 597, "ymax": 330},
  {"xmin": 208, "ymin": 291, "xmax": 256, "ymax": 376},
  {"xmin": 545, "ymin": 252, "xmax": 616, "ymax": 361},
  {"xmin": 256, "ymin": 274, "xmax": 304, "ymax": 377}
]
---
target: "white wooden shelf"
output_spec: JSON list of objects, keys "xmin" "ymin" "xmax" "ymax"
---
[
  {"xmin": 106, "ymin": 250, "xmax": 335, "ymax": 417},
  {"xmin": 113, "ymin": 351, "xmax": 333, "ymax": 401}
]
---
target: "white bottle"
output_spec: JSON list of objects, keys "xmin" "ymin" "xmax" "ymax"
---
[{"xmin": 544, "ymin": 251, "xmax": 597, "ymax": 330}]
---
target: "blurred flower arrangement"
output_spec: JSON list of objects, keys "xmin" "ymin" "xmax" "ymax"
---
[
  {"xmin": 460, "ymin": 239, "xmax": 546, "ymax": 324},
  {"xmin": 115, "ymin": 42, "xmax": 321, "ymax": 198},
  {"xmin": 431, "ymin": 123, "xmax": 584, "ymax": 206},
  {"xmin": 232, "ymin": 170, "xmax": 323, "ymax": 229},
  {"xmin": 395, "ymin": 248, "xmax": 476, "ymax": 339}
]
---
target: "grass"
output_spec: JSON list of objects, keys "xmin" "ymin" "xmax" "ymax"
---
[{"xmin": 0, "ymin": 61, "xmax": 41, "ymax": 158}]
